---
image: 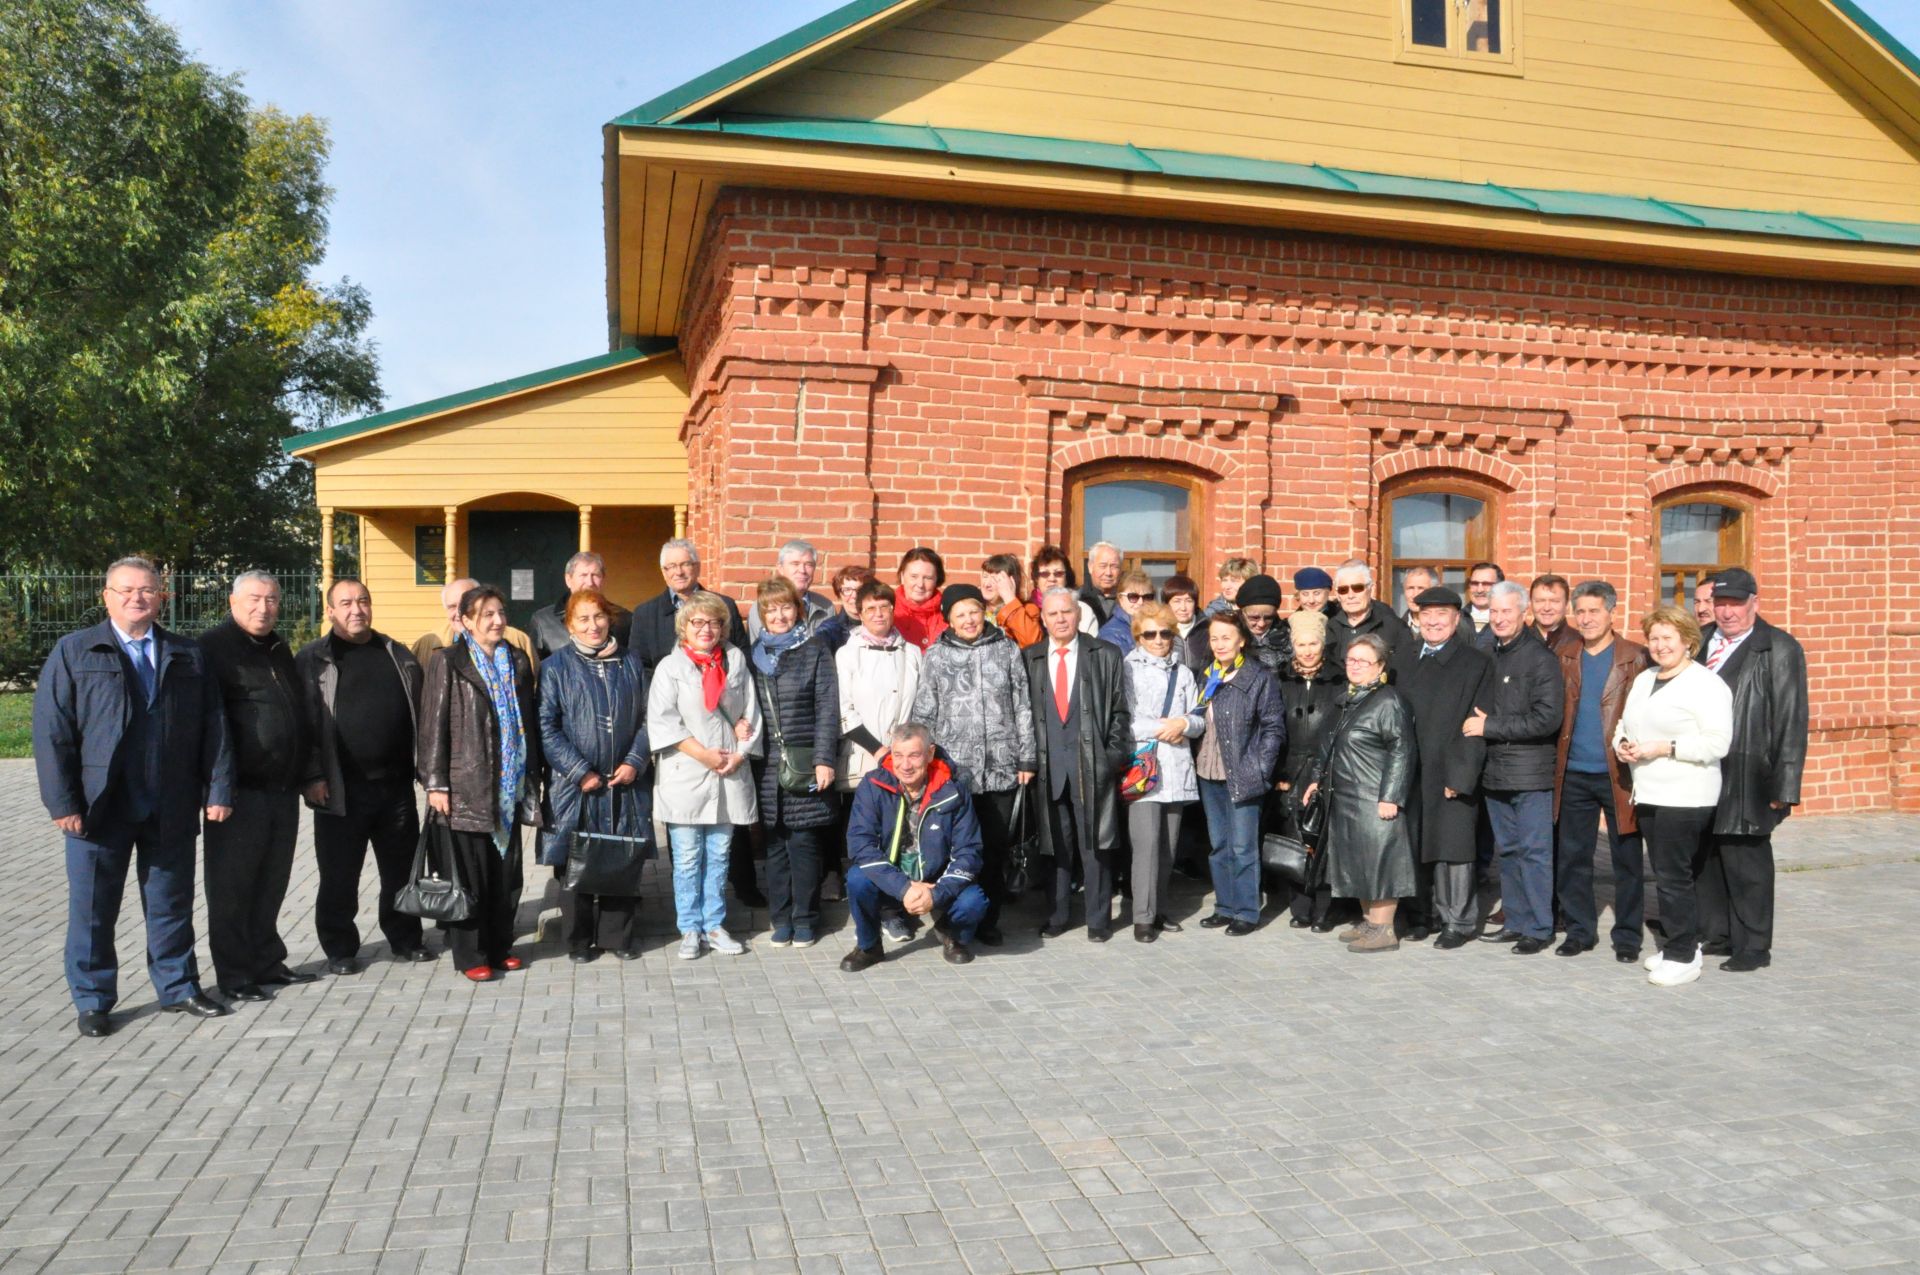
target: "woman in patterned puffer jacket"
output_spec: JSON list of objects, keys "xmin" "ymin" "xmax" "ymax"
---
[{"xmin": 910, "ymin": 585, "xmax": 1037, "ymax": 946}]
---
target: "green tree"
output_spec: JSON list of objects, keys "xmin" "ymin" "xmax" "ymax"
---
[{"xmin": 0, "ymin": 0, "xmax": 379, "ymax": 568}]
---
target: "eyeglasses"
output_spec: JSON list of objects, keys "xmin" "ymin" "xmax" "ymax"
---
[
  {"xmin": 1334, "ymin": 584, "xmax": 1369, "ymax": 596},
  {"xmin": 1468, "ymin": 578, "xmax": 1497, "ymax": 589},
  {"xmin": 1120, "ymin": 591, "xmax": 1152, "ymax": 603},
  {"xmin": 106, "ymin": 587, "xmax": 163, "ymax": 600},
  {"xmin": 1137, "ymin": 629, "xmax": 1175, "ymax": 640},
  {"xmin": 1036, "ymin": 568, "xmax": 1067, "ymax": 579},
  {"xmin": 685, "ymin": 618, "xmax": 721, "ymax": 630}
]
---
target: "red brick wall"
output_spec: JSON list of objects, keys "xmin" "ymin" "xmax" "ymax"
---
[{"xmin": 677, "ymin": 191, "xmax": 1920, "ymax": 813}]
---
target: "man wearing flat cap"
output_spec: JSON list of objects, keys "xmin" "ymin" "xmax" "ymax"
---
[
  {"xmin": 1694, "ymin": 568, "xmax": 1806, "ymax": 973},
  {"xmin": 1389, "ymin": 586, "xmax": 1494, "ymax": 947}
]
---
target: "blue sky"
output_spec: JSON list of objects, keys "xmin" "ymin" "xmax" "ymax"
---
[{"xmin": 149, "ymin": 0, "xmax": 1920, "ymax": 426}]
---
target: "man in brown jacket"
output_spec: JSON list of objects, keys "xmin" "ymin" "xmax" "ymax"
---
[{"xmin": 1553, "ymin": 580, "xmax": 1651, "ymax": 962}]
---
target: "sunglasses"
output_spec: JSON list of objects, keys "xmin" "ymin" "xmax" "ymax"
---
[
  {"xmin": 1121, "ymin": 591, "xmax": 1153, "ymax": 603},
  {"xmin": 1137, "ymin": 629, "xmax": 1175, "ymax": 640},
  {"xmin": 1334, "ymin": 584, "xmax": 1369, "ymax": 595}
]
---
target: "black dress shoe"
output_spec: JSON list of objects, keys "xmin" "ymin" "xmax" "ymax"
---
[
  {"xmin": 1037, "ymin": 923, "xmax": 1067, "ymax": 939},
  {"xmin": 567, "ymin": 949, "xmax": 598, "ymax": 964},
  {"xmin": 1287, "ymin": 917, "xmax": 1311, "ymax": 929},
  {"xmin": 613, "ymin": 948, "xmax": 643, "ymax": 961},
  {"xmin": 1554, "ymin": 939, "xmax": 1595, "ymax": 957},
  {"xmin": 1614, "ymin": 947, "xmax": 1641, "ymax": 964},
  {"xmin": 1480, "ymin": 928, "xmax": 1524, "ymax": 944},
  {"xmin": 77, "ymin": 1010, "xmax": 113, "ymax": 1038},
  {"xmin": 1720, "ymin": 953, "xmax": 1771, "ymax": 972},
  {"xmin": 260, "ymin": 966, "xmax": 319, "ymax": 986},
  {"xmin": 1511, "ymin": 936, "xmax": 1548, "ymax": 955},
  {"xmin": 1199, "ymin": 914, "xmax": 1232, "ymax": 929},
  {"xmin": 393, "ymin": 947, "xmax": 435, "ymax": 963},
  {"xmin": 1701, "ymin": 941, "xmax": 1733, "ymax": 957},
  {"xmin": 1224, "ymin": 920, "xmax": 1257, "ymax": 937},
  {"xmin": 942, "ymin": 940, "xmax": 974, "ymax": 965},
  {"xmin": 839, "ymin": 946, "xmax": 884, "ymax": 972},
  {"xmin": 1408, "ymin": 925, "xmax": 1431, "ymax": 943},
  {"xmin": 1309, "ymin": 918, "xmax": 1338, "ymax": 934},
  {"xmin": 1154, "ymin": 915, "xmax": 1182, "ymax": 933},
  {"xmin": 1134, "ymin": 924, "xmax": 1157, "ymax": 943},
  {"xmin": 1434, "ymin": 931, "xmax": 1473, "ymax": 950},
  {"xmin": 162, "ymin": 992, "xmax": 232, "ymax": 1018},
  {"xmin": 974, "ymin": 925, "xmax": 1004, "ymax": 947},
  {"xmin": 218, "ymin": 983, "xmax": 271, "ymax": 1002},
  {"xmin": 327, "ymin": 958, "xmax": 361, "ymax": 976},
  {"xmin": 1087, "ymin": 928, "xmax": 1111, "ymax": 943}
]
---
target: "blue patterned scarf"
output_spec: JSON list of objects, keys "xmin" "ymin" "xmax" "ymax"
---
[
  {"xmin": 752, "ymin": 625, "xmax": 807, "ymax": 678},
  {"xmin": 463, "ymin": 633, "xmax": 526, "ymax": 853}
]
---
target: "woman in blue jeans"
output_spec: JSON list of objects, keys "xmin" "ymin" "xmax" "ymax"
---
[
  {"xmin": 646, "ymin": 591, "xmax": 763, "ymax": 960},
  {"xmin": 1193, "ymin": 612, "xmax": 1286, "ymax": 936}
]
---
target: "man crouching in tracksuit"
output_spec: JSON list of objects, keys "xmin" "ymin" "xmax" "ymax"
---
[{"xmin": 840, "ymin": 721, "xmax": 990, "ymax": 971}]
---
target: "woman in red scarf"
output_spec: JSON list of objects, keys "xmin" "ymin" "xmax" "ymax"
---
[{"xmin": 892, "ymin": 546, "xmax": 947, "ymax": 650}]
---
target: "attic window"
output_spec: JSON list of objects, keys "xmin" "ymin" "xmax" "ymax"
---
[{"xmin": 1401, "ymin": 0, "xmax": 1520, "ymax": 73}]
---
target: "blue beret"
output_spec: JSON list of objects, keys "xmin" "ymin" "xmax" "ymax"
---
[{"xmin": 1292, "ymin": 568, "xmax": 1333, "ymax": 591}]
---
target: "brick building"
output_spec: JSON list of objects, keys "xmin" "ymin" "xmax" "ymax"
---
[{"xmin": 292, "ymin": 0, "xmax": 1920, "ymax": 811}]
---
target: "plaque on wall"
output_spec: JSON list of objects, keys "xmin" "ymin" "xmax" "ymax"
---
[{"xmin": 414, "ymin": 526, "xmax": 447, "ymax": 586}]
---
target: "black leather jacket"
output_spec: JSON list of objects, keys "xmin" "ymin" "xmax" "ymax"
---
[
  {"xmin": 1698, "ymin": 618, "xmax": 1808, "ymax": 835},
  {"xmin": 417, "ymin": 639, "xmax": 544, "ymax": 835}
]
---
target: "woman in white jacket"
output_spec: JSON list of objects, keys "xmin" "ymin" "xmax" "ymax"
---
[
  {"xmin": 1613, "ymin": 604, "xmax": 1733, "ymax": 988},
  {"xmin": 832, "ymin": 580, "xmax": 924, "ymax": 938},
  {"xmin": 1122, "ymin": 602, "xmax": 1203, "ymax": 943}
]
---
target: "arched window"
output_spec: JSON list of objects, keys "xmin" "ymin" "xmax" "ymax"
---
[
  {"xmin": 1383, "ymin": 478, "xmax": 1499, "ymax": 605},
  {"xmin": 1066, "ymin": 463, "xmax": 1207, "ymax": 590},
  {"xmin": 1657, "ymin": 497, "xmax": 1750, "ymax": 606}
]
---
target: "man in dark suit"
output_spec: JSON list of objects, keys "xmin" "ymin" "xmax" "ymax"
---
[
  {"xmin": 1695, "ymin": 568, "xmax": 1807, "ymax": 973},
  {"xmin": 528, "ymin": 551, "xmax": 633, "ymax": 659},
  {"xmin": 630, "ymin": 538, "xmax": 747, "ymax": 671},
  {"xmin": 33, "ymin": 557, "xmax": 237, "ymax": 1036},
  {"xmin": 1024, "ymin": 587, "xmax": 1132, "ymax": 942},
  {"xmin": 1390, "ymin": 587, "xmax": 1493, "ymax": 949}
]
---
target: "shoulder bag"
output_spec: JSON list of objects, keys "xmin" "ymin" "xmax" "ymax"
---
[
  {"xmin": 395, "ymin": 811, "xmax": 472, "ymax": 923},
  {"xmin": 1119, "ymin": 667, "xmax": 1179, "ymax": 803}
]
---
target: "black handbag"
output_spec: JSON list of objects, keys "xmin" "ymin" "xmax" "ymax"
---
[
  {"xmin": 564, "ymin": 786, "xmax": 651, "ymax": 896},
  {"xmin": 760, "ymin": 692, "xmax": 816, "ymax": 795},
  {"xmin": 1259, "ymin": 831, "xmax": 1312, "ymax": 887},
  {"xmin": 1003, "ymin": 783, "xmax": 1041, "ymax": 895},
  {"xmin": 1298, "ymin": 786, "xmax": 1327, "ymax": 846},
  {"xmin": 395, "ymin": 813, "xmax": 472, "ymax": 923}
]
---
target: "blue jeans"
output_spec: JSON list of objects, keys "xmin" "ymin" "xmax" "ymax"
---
[
  {"xmin": 668, "ymin": 824, "xmax": 733, "ymax": 934},
  {"xmin": 66, "ymin": 820, "xmax": 201, "ymax": 1012},
  {"xmin": 1199, "ymin": 779, "xmax": 1262, "ymax": 924},
  {"xmin": 1485, "ymin": 790, "xmax": 1555, "ymax": 941},
  {"xmin": 846, "ymin": 868, "xmax": 989, "ymax": 952}
]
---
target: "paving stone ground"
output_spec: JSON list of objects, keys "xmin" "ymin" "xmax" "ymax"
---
[{"xmin": 0, "ymin": 756, "xmax": 1916, "ymax": 1274}]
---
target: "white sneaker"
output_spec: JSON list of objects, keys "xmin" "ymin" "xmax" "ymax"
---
[
  {"xmin": 706, "ymin": 927, "xmax": 745, "ymax": 956},
  {"xmin": 677, "ymin": 932, "xmax": 703, "ymax": 961},
  {"xmin": 1647, "ymin": 953, "xmax": 1703, "ymax": 987},
  {"xmin": 1645, "ymin": 944, "xmax": 1701, "ymax": 972}
]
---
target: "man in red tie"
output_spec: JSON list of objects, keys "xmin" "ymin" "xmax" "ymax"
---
[
  {"xmin": 1023, "ymin": 588, "xmax": 1133, "ymax": 942},
  {"xmin": 1694, "ymin": 568, "xmax": 1807, "ymax": 973}
]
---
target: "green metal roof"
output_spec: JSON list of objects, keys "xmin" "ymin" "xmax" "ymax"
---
[
  {"xmin": 284, "ymin": 340, "xmax": 677, "ymax": 454},
  {"xmin": 633, "ymin": 114, "xmax": 1920, "ymax": 251}
]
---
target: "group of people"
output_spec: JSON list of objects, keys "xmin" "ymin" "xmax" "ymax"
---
[{"xmin": 34, "ymin": 536, "xmax": 1807, "ymax": 1036}]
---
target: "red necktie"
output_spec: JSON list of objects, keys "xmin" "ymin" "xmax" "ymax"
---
[
  {"xmin": 1707, "ymin": 638, "xmax": 1730, "ymax": 671},
  {"xmin": 1054, "ymin": 648, "xmax": 1071, "ymax": 723}
]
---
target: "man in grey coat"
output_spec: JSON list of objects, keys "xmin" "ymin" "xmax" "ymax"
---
[{"xmin": 1024, "ymin": 589, "xmax": 1132, "ymax": 942}]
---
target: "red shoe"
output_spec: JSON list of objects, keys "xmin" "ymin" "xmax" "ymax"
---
[
  {"xmin": 462, "ymin": 965, "xmax": 497, "ymax": 982},
  {"xmin": 498, "ymin": 955, "xmax": 524, "ymax": 971}
]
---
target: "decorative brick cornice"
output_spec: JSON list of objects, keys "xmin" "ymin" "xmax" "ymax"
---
[
  {"xmin": 1343, "ymin": 396, "xmax": 1569, "ymax": 454},
  {"xmin": 1620, "ymin": 414, "xmax": 1817, "ymax": 465},
  {"xmin": 1020, "ymin": 374, "xmax": 1283, "ymax": 442}
]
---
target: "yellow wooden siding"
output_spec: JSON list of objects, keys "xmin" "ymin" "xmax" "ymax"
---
[
  {"xmin": 309, "ymin": 356, "xmax": 691, "ymax": 512},
  {"xmin": 594, "ymin": 506, "xmax": 675, "ymax": 606},
  {"xmin": 359, "ymin": 510, "xmax": 448, "ymax": 646},
  {"xmin": 731, "ymin": 0, "xmax": 1920, "ymax": 224}
]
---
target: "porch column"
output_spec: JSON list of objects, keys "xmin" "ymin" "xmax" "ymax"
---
[
  {"xmin": 578, "ymin": 504, "xmax": 593, "ymax": 552},
  {"xmin": 319, "ymin": 507, "xmax": 335, "ymax": 599},
  {"xmin": 443, "ymin": 505, "xmax": 458, "ymax": 579},
  {"xmin": 673, "ymin": 503, "xmax": 687, "ymax": 539}
]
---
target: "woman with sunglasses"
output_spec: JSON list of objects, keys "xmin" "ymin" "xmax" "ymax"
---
[
  {"xmin": 1097, "ymin": 569, "xmax": 1159, "ymax": 655},
  {"xmin": 1122, "ymin": 602, "xmax": 1203, "ymax": 941},
  {"xmin": 1029, "ymin": 545, "xmax": 1099, "ymax": 636},
  {"xmin": 1193, "ymin": 611, "xmax": 1286, "ymax": 935}
]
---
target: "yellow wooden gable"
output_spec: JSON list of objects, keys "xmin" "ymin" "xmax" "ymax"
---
[
  {"xmin": 606, "ymin": 0, "xmax": 1920, "ymax": 336},
  {"xmin": 728, "ymin": 0, "xmax": 1920, "ymax": 226}
]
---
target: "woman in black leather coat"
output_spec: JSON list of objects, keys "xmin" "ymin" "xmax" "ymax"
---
[{"xmin": 1272, "ymin": 609, "xmax": 1348, "ymax": 931}]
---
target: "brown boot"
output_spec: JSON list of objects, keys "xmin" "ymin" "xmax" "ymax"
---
[
  {"xmin": 1335, "ymin": 922, "xmax": 1368, "ymax": 943},
  {"xmin": 1347, "ymin": 923, "xmax": 1401, "ymax": 954}
]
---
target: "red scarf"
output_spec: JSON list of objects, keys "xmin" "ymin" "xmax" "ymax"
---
[
  {"xmin": 683, "ymin": 644, "xmax": 727, "ymax": 713},
  {"xmin": 894, "ymin": 589, "xmax": 947, "ymax": 651}
]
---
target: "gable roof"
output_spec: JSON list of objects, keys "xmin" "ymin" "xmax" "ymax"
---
[{"xmin": 285, "ymin": 340, "xmax": 677, "ymax": 456}]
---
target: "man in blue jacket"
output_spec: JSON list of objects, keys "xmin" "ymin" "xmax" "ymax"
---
[
  {"xmin": 841, "ymin": 722, "xmax": 989, "ymax": 970},
  {"xmin": 33, "ymin": 557, "xmax": 237, "ymax": 1037}
]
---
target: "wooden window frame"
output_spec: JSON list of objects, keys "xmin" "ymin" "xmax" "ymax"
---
[
  {"xmin": 1397, "ymin": 0, "xmax": 1524, "ymax": 76},
  {"xmin": 1066, "ymin": 461, "xmax": 1209, "ymax": 586},
  {"xmin": 1382, "ymin": 475, "xmax": 1501, "ymax": 602},
  {"xmin": 1655, "ymin": 494, "xmax": 1752, "ymax": 609}
]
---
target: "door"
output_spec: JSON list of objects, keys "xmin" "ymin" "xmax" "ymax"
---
[{"xmin": 466, "ymin": 510, "xmax": 578, "ymax": 634}]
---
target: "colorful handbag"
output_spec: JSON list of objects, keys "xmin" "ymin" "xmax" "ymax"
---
[{"xmin": 1119, "ymin": 667, "xmax": 1179, "ymax": 803}]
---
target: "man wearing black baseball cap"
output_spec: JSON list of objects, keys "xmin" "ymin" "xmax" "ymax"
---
[{"xmin": 1696, "ymin": 568, "xmax": 1807, "ymax": 973}]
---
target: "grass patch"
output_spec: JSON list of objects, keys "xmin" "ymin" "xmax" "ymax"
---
[{"xmin": 0, "ymin": 691, "xmax": 30, "ymax": 759}]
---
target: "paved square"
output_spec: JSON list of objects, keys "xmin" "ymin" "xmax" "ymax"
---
[{"xmin": 1, "ymin": 758, "xmax": 1916, "ymax": 1274}]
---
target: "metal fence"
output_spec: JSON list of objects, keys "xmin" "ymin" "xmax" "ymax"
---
[{"xmin": 0, "ymin": 568, "xmax": 323, "ymax": 682}]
